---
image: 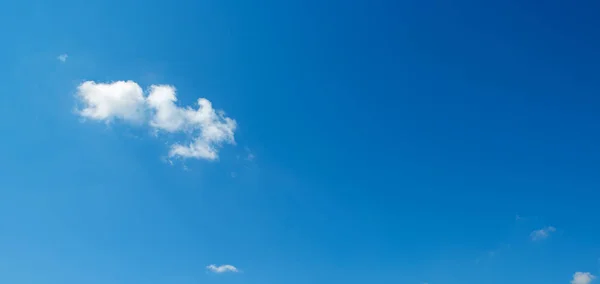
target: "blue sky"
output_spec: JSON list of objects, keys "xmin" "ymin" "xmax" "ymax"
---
[{"xmin": 1, "ymin": 0, "xmax": 600, "ymax": 283}]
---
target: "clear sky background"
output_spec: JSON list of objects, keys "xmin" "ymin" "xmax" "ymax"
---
[{"xmin": 1, "ymin": 0, "xmax": 599, "ymax": 284}]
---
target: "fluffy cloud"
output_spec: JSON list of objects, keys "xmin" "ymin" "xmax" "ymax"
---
[
  {"xmin": 206, "ymin": 264, "xmax": 239, "ymax": 273},
  {"xmin": 530, "ymin": 226, "xmax": 556, "ymax": 241},
  {"xmin": 76, "ymin": 80, "xmax": 236, "ymax": 160},
  {"xmin": 77, "ymin": 81, "xmax": 146, "ymax": 123},
  {"xmin": 572, "ymin": 272, "xmax": 595, "ymax": 284},
  {"xmin": 147, "ymin": 85, "xmax": 236, "ymax": 160}
]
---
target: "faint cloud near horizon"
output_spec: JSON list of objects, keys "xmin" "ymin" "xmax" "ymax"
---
[{"xmin": 57, "ymin": 54, "xmax": 68, "ymax": 62}]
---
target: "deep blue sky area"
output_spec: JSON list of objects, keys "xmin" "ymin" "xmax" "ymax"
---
[{"xmin": 1, "ymin": 0, "xmax": 599, "ymax": 284}]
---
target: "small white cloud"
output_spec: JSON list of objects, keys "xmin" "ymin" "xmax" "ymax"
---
[
  {"xmin": 206, "ymin": 264, "xmax": 239, "ymax": 274},
  {"xmin": 57, "ymin": 54, "xmax": 68, "ymax": 62},
  {"xmin": 572, "ymin": 272, "xmax": 596, "ymax": 284},
  {"xmin": 147, "ymin": 86, "xmax": 236, "ymax": 160},
  {"xmin": 75, "ymin": 80, "xmax": 237, "ymax": 160},
  {"xmin": 530, "ymin": 226, "xmax": 556, "ymax": 241},
  {"xmin": 76, "ymin": 81, "xmax": 146, "ymax": 123}
]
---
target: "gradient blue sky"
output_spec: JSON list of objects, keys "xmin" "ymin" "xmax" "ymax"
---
[{"xmin": 1, "ymin": 0, "xmax": 600, "ymax": 283}]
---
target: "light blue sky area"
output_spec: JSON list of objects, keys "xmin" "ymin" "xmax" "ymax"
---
[{"xmin": 1, "ymin": 0, "xmax": 600, "ymax": 284}]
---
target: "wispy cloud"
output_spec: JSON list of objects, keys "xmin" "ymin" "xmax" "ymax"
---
[
  {"xmin": 242, "ymin": 146, "xmax": 255, "ymax": 161},
  {"xmin": 515, "ymin": 214, "xmax": 538, "ymax": 222},
  {"xmin": 206, "ymin": 264, "xmax": 239, "ymax": 274},
  {"xmin": 475, "ymin": 243, "xmax": 511, "ymax": 264},
  {"xmin": 57, "ymin": 54, "xmax": 68, "ymax": 62},
  {"xmin": 76, "ymin": 80, "xmax": 237, "ymax": 160},
  {"xmin": 530, "ymin": 226, "xmax": 556, "ymax": 241},
  {"xmin": 571, "ymin": 272, "xmax": 595, "ymax": 284}
]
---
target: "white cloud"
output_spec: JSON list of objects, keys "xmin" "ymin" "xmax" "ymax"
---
[
  {"xmin": 572, "ymin": 272, "xmax": 596, "ymax": 284},
  {"xmin": 530, "ymin": 226, "xmax": 556, "ymax": 241},
  {"xmin": 77, "ymin": 81, "xmax": 146, "ymax": 123},
  {"xmin": 147, "ymin": 85, "xmax": 236, "ymax": 160},
  {"xmin": 57, "ymin": 54, "xmax": 68, "ymax": 62},
  {"xmin": 76, "ymin": 80, "xmax": 236, "ymax": 160},
  {"xmin": 206, "ymin": 264, "xmax": 239, "ymax": 274},
  {"xmin": 146, "ymin": 85, "xmax": 187, "ymax": 132}
]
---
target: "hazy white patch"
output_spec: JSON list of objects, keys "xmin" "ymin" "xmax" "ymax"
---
[
  {"xmin": 206, "ymin": 264, "xmax": 239, "ymax": 274},
  {"xmin": 243, "ymin": 147, "xmax": 255, "ymax": 161},
  {"xmin": 530, "ymin": 226, "xmax": 556, "ymax": 241},
  {"xmin": 57, "ymin": 54, "xmax": 68, "ymax": 62}
]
